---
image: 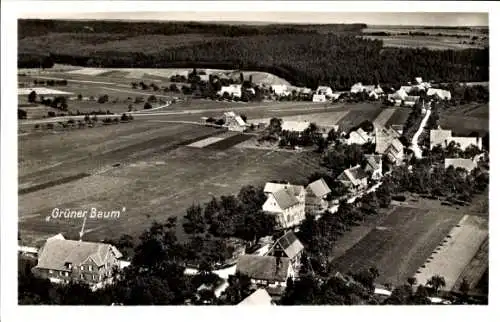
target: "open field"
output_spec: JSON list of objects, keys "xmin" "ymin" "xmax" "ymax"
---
[
  {"xmin": 451, "ymin": 238, "xmax": 488, "ymax": 295},
  {"xmin": 19, "ymin": 119, "xmax": 326, "ymax": 246},
  {"xmin": 385, "ymin": 108, "xmax": 411, "ymax": 127},
  {"xmin": 362, "ymin": 35, "xmax": 487, "ymax": 50},
  {"xmin": 336, "ymin": 105, "xmax": 382, "ymax": 131},
  {"xmin": 439, "ymin": 114, "xmax": 489, "ymax": 136},
  {"xmin": 329, "ymin": 206, "xmax": 464, "ymax": 286},
  {"xmin": 414, "ymin": 215, "xmax": 488, "ymax": 292},
  {"xmin": 373, "ymin": 108, "xmax": 397, "ymax": 128},
  {"xmin": 249, "ymin": 110, "xmax": 349, "ymax": 128}
]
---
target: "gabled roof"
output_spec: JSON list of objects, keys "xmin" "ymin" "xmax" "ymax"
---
[
  {"xmin": 400, "ymin": 86, "xmax": 413, "ymax": 93},
  {"xmin": 264, "ymin": 183, "xmax": 304, "ymax": 196},
  {"xmin": 375, "ymin": 127, "xmax": 400, "ymax": 154},
  {"xmin": 36, "ymin": 237, "xmax": 122, "ymax": 271},
  {"xmin": 236, "ymin": 255, "xmax": 291, "ymax": 282},
  {"xmin": 307, "ymin": 178, "xmax": 331, "ymax": 198},
  {"xmin": 238, "ymin": 288, "xmax": 273, "ymax": 305},
  {"xmin": 337, "ymin": 165, "xmax": 368, "ymax": 185},
  {"xmin": 364, "ymin": 154, "xmax": 382, "ymax": 171},
  {"xmin": 282, "ymin": 121, "xmax": 310, "ymax": 133},
  {"xmin": 271, "ymin": 189, "xmax": 300, "ymax": 210},
  {"xmin": 427, "ymin": 88, "xmax": 451, "ymax": 99},
  {"xmin": 389, "ymin": 138, "xmax": 404, "ymax": 153},
  {"xmin": 445, "ymin": 158, "xmax": 477, "ymax": 173},
  {"xmin": 274, "ymin": 231, "xmax": 304, "ymax": 259},
  {"xmin": 430, "ymin": 129, "xmax": 452, "ymax": 147}
]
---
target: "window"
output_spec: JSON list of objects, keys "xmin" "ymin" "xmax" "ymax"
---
[
  {"xmin": 49, "ymin": 270, "xmax": 53, "ymax": 274},
  {"xmin": 80, "ymin": 274, "xmax": 84, "ymax": 279},
  {"xmin": 65, "ymin": 272, "xmax": 69, "ymax": 277},
  {"xmin": 59, "ymin": 271, "xmax": 63, "ymax": 276},
  {"xmin": 89, "ymin": 265, "xmax": 93, "ymax": 271},
  {"xmin": 80, "ymin": 266, "xmax": 84, "ymax": 271},
  {"xmin": 92, "ymin": 274, "xmax": 96, "ymax": 280}
]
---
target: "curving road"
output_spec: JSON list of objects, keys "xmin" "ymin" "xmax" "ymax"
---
[{"xmin": 410, "ymin": 109, "xmax": 431, "ymax": 159}]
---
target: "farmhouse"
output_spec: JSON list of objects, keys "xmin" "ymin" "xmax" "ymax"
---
[
  {"xmin": 445, "ymin": 158, "xmax": 478, "ymax": 174},
  {"xmin": 364, "ymin": 154, "xmax": 383, "ymax": 180},
  {"xmin": 390, "ymin": 124, "xmax": 404, "ymax": 135},
  {"xmin": 337, "ymin": 165, "xmax": 369, "ymax": 192},
  {"xmin": 312, "ymin": 94, "xmax": 327, "ymax": 102},
  {"xmin": 316, "ymin": 86, "xmax": 333, "ymax": 97},
  {"xmin": 266, "ymin": 231, "xmax": 304, "ymax": 271},
  {"xmin": 235, "ymin": 255, "xmax": 294, "ymax": 288},
  {"xmin": 351, "ymin": 83, "xmax": 383, "ymax": 95},
  {"xmin": 281, "ymin": 121, "xmax": 311, "ymax": 133},
  {"xmin": 403, "ymin": 95, "xmax": 420, "ymax": 107},
  {"xmin": 218, "ymin": 84, "xmax": 242, "ymax": 98},
  {"xmin": 400, "ymin": 85, "xmax": 413, "ymax": 94},
  {"xmin": 238, "ymin": 288, "xmax": 274, "ymax": 306},
  {"xmin": 427, "ymin": 88, "xmax": 451, "ymax": 100},
  {"xmin": 375, "ymin": 127, "xmax": 404, "ymax": 165},
  {"xmin": 262, "ymin": 183, "xmax": 306, "ymax": 229},
  {"xmin": 305, "ymin": 178, "xmax": 332, "ymax": 214},
  {"xmin": 430, "ymin": 128, "xmax": 482, "ymax": 151},
  {"xmin": 32, "ymin": 233, "xmax": 122, "ymax": 289},
  {"xmin": 271, "ymin": 84, "xmax": 289, "ymax": 96},
  {"xmin": 346, "ymin": 128, "xmax": 372, "ymax": 145},
  {"xmin": 223, "ymin": 111, "xmax": 247, "ymax": 132},
  {"xmin": 388, "ymin": 88, "xmax": 408, "ymax": 106}
]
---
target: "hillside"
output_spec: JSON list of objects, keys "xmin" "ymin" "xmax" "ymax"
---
[{"xmin": 18, "ymin": 19, "xmax": 489, "ymax": 90}]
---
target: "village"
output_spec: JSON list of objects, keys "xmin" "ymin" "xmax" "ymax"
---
[{"xmin": 18, "ymin": 72, "xmax": 488, "ymax": 305}]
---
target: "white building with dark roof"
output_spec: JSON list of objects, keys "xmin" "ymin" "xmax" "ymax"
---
[
  {"xmin": 305, "ymin": 178, "xmax": 332, "ymax": 214},
  {"xmin": 346, "ymin": 128, "xmax": 372, "ymax": 145},
  {"xmin": 267, "ymin": 231, "xmax": 304, "ymax": 271},
  {"xmin": 32, "ymin": 234, "xmax": 122, "ymax": 289},
  {"xmin": 337, "ymin": 165, "xmax": 369, "ymax": 192},
  {"xmin": 238, "ymin": 288, "xmax": 274, "ymax": 306},
  {"xmin": 235, "ymin": 255, "xmax": 294, "ymax": 288},
  {"xmin": 262, "ymin": 183, "xmax": 306, "ymax": 229}
]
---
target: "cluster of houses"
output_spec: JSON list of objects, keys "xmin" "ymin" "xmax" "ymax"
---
[{"xmin": 430, "ymin": 127, "xmax": 484, "ymax": 173}]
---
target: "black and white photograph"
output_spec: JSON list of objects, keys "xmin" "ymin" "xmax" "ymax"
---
[{"xmin": 1, "ymin": 1, "xmax": 497, "ymax": 319}]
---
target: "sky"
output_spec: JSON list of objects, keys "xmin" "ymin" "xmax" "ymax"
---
[{"xmin": 22, "ymin": 12, "xmax": 488, "ymax": 27}]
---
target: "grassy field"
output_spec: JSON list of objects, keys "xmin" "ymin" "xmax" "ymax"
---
[
  {"xmin": 329, "ymin": 206, "xmax": 464, "ymax": 286},
  {"xmin": 336, "ymin": 104, "xmax": 382, "ymax": 131},
  {"xmin": 385, "ymin": 108, "xmax": 411, "ymax": 127},
  {"xmin": 19, "ymin": 120, "xmax": 326, "ymax": 246},
  {"xmin": 440, "ymin": 114, "xmax": 489, "ymax": 136},
  {"xmin": 362, "ymin": 35, "xmax": 487, "ymax": 50}
]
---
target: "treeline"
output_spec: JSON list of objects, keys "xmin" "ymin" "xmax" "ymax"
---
[
  {"xmin": 20, "ymin": 33, "xmax": 489, "ymax": 90},
  {"xmin": 18, "ymin": 19, "xmax": 366, "ymax": 39}
]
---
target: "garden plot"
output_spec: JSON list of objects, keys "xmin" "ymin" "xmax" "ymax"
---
[
  {"xmin": 18, "ymin": 87, "xmax": 74, "ymax": 96},
  {"xmin": 187, "ymin": 136, "xmax": 227, "ymax": 148},
  {"xmin": 414, "ymin": 215, "xmax": 488, "ymax": 292}
]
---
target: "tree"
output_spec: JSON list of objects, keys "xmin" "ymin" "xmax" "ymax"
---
[
  {"xmin": 18, "ymin": 109, "xmax": 28, "ymax": 120},
  {"xmin": 77, "ymin": 94, "xmax": 83, "ymax": 101},
  {"xmin": 458, "ymin": 278, "xmax": 470, "ymax": 303},
  {"xmin": 98, "ymin": 94, "xmax": 109, "ymax": 104},
  {"xmin": 183, "ymin": 204, "xmax": 206, "ymax": 235},
  {"xmin": 269, "ymin": 117, "xmax": 282, "ymax": 135},
  {"xmin": 144, "ymin": 102, "xmax": 152, "ymax": 110},
  {"xmin": 218, "ymin": 273, "xmax": 253, "ymax": 304},
  {"xmin": 426, "ymin": 275, "xmax": 446, "ymax": 295},
  {"xmin": 147, "ymin": 95, "xmax": 157, "ymax": 103},
  {"xmin": 28, "ymin": 90, "xmax": 37, "ymax": 103}
]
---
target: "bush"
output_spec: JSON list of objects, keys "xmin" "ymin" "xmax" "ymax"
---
[
  {"xmin": 47, "ymin": 111, "xmax": 56, "ymax": 117},
  {"xmin": 391, "ymin": 195, "xmax": 406, "ymax": 202},
  {"xmin": 18, "ymin": 109, "xmax": 28, "ymax": 119},
  {"xmin": 144, "ymin": 102, "xmax": 153, "ymax": 110},
  {"xmin": 98, "ymin": 95, "xmax": 109, "ymax": 104}
]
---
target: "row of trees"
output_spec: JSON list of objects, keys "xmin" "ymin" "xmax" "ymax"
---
[
  {"xmin": 182, "ymin": 185, "xmax": 276, "ymax": 245},
  {"xmin": 19, "ymin": 30, "xmax": 488, "ymax": 90}
]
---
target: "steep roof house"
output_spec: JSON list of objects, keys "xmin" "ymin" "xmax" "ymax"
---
[
  {"xmin": 266, "ymin": 231, "xmax": 304, "ymax": 270},
  {"xmin": 262, "ymin": 183, "xmax": 306, "ymax": 229},
  {"xmin": 281, "ymin": 121, "xmax": 311, "ymax": 133},
  {"xmin": 385, "ymin": 139, "xmax": 405, "ymax": 165},
  {"xmin": 305, "ymin": 178, "xmax": 332, "ymax": 214},
  {"xmin": 445, "ymin": 158, "xmax": 478, "ymax": 174},
  {"xmin": 223, "ymin": 111, "xmax": 247, "ymax": 132},
  {"xmin": 316, "ymin": 86, "xmax": 333, "ymax": 97},
  {"xmin": 346, "ymin": 128, "xmax": 372, "ymax": 145},
  {"xmin": 235, "ymin": 255, "xmax": 294, "ymax": 288},
  {"xmin": 427, "ymin": 88, "xmax": 451, "ymax": 100},
  {"xmin": 33, "ymin": 234, "xmax": 122, "ymax": 289},
  {"xmin": 364, "ymin": 154, "xmax": 383, "ymax": 180},
  {"xmin": 337, "ymin": 165, "xmax": 369, "ymax": 191},
  {"xmin": 430, "ymin": 129, "xmax": 453, "ymax": 149},
  {"xmin": 238, "ymin": 288, "xmax": 274, "ymax": 305},
  {"xmin": 375, "ymin": 127, "xmax": 400, "ymax": 153}
]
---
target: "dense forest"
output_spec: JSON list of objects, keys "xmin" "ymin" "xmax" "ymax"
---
[{"xmin": 18, "ymin": 19, "xmax": 489, "ymax": 90}]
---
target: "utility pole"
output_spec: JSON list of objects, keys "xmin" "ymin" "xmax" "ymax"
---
[{"xmin": 79, "ymin": 216, "xmax": 87, "ymax": 241}]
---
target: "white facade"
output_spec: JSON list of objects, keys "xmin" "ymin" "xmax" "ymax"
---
[
  {"xmin": 271, "ymin": 84, "xmax": 289, "ymax": 96},
  {"xmin": 218, "ymin": 84, "xmax": 242, "ymax": 98},
  {"xmin": 316, "ymin": 86, "xmax": 333, "ymax": 97},
  {"xmin": 312, "ymin": 94, "xmax": 327, "ymax": 102}
]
